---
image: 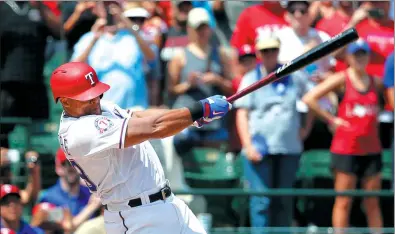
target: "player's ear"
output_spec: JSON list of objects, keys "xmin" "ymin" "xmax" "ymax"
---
[{"xmin": 59, "ymin": 98, "xmax": 70, "ymax": 108}]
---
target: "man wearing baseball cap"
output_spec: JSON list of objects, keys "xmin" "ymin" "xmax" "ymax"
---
[
  {"xmin": 0, "ymin": 184, "xmax": 43, "ymax": 234},
  {"xmin": 37, "ymin": 149, "xmax": 102, "ymax": 232},
  {"xmin": 235, "ymin": 35, "xmax": 311, "ymax": 228}
]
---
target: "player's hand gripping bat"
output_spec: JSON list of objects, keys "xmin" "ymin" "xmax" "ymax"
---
[{"xmin": 226, "ymin": 28, "xmax": 359, "ymax": 103}]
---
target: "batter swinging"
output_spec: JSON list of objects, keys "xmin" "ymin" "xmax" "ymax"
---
[{"xmin": 50, "ymin": 62, "xmax": 231, "ymax": 234}]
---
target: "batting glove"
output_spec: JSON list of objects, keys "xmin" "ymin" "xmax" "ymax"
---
[{"xmin": 193, "ymin": 95, "xmax": 232, "ymax": 128}]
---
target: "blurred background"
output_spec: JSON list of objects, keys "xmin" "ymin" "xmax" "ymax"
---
[{"xmin": 0, "ymin": 1, "xmax": 394, "ymax": 234}]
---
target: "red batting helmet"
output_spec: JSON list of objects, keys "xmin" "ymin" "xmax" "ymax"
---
[{"xmin": 50, "ymin": 62, "xmax": 110, "ymax": 103}]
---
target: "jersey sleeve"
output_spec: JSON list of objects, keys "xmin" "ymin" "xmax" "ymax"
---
[{"xmin": 65, "ymin": 115, "xmax": 130, "ymax": 157}]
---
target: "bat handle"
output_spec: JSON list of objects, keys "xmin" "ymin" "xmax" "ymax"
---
[
  {"xmin": 226, "ymin": 95, "xmax": 237, "ymax": 103},
  {"xmin": 226, "ymin": 72, "xmax": 277, "ymax": 103}
]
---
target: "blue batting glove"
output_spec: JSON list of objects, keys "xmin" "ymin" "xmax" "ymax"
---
[{"xmin": 193, "ymin": 95, "xmax": 232, "ymax": 128}]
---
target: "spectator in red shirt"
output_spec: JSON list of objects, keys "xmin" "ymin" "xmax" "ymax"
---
[
  {"xmin": 42, "ymin": 1, "xmax": 61, "ymax": 17},
  {"xmin": 355, "ymin": 1, "xmax": 394, "ymax": 79},
  {"xmin": 229, "ymin": 2, "xmax": 287, "ymax": 83},
  {"xmin": 315, "ymin": 2, "xmax": 368, "ymax": 72},
  {"xmin": 230, "ymin": 2, "xmax": 287, "ymax": 49},
  {"xmin": 303, "ymin": 40, "xmax": 383, "ymax": 234},
  {"xmin": 315, "ymin": 2, "xmax": 353, "ymax": 37}
]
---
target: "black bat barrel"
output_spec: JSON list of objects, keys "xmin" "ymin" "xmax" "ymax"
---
[{"xmin": 275, "ymin": 28, "xmax": 359, "ymax": 78}]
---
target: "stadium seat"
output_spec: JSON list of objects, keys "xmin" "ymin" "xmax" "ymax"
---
[
  {"xmin": 382, "ymin": 149, "xmax": 393, "ymax": 182},
  {"xmin": 182, "ymin": 147, "xmax": 242, "ymax": 181},
  {"xmin": 297, "ymin": 150, "xmax": 334, "ymax": 227},
  {"xmin": 297, "ymin": 150, "xmax": 333, "ymax": 181}
]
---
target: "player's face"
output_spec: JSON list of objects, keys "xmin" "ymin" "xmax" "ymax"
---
[
  {"xmin": 0, "ymin": 195, "xmax": 23, "ymax": 221},
  {"xmin": 61, "ymin": 96, "xmax": 101, "ymax": 117}
]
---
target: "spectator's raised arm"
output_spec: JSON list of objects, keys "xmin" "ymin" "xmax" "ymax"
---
[
  {"xmin": 19, "ymin": 151, "xmax": 41, "ymax": 205},
  {"xmin": 63, "ymin": 1, "xmax": 96, "ymax": 33},
  {"xmin": 31, "ymin": 1, "xmax": 62, "ymax": 38},
  {"xmin": 70, "ymin": 18, "xmax": 105, "ymax": 63},
  {"xmin": 110, "ymin": 4, "xmax": 155, "ymax": 61}
]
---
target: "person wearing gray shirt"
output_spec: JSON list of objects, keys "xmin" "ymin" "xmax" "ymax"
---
[{"xmin": 235, "ymin": 36, "xmax": 313, "ymax": 230}]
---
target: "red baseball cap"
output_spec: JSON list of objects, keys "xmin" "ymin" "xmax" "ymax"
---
[
  {"xmin": 238, "ymin": 44, "xmax": 255, "ymax": 57},
  {"xmin": 0, "ymin": 184, "xmax": 20, "ymax": 200},
  {"xmin": 1, "ymin": 228, "xmax": 16, "ymax": 234},
  {"xmin": 56, "ymin": 148, "xmax": 67, "ymax": 165},
  {"xmin": 32, "ymin": 202, "xmax": 57, "ymax": 216}
]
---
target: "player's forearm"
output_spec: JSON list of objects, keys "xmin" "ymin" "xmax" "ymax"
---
[
  {"xmin": 124, "ymin": 107, "xmax": 197, "ymax": 147},
  {"xmin": 133, "ymin": 108, "xmax": 170, "ymax": 118},
  {"xmin": 150, "ymin": 108, "xmax": 195, "ymax": 138}
]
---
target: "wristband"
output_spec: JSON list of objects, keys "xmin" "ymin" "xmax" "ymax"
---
[{"xmin": 187, "ymin": 102, "xmax": 204, "ymax": 122}]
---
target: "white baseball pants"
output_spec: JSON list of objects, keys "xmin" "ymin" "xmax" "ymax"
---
[{"xmin": 104, "ymin": 194, "xmax": 207, "ymax": 234}]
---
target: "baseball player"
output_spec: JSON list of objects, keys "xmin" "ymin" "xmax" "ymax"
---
[{"xmin": 49, "ymin": 62, "xmax": 232, "ymax": 234}]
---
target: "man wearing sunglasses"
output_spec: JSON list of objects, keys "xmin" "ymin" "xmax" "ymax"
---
[
  {"xmin": 277, "ymin": 1, "xmax": 334, "ymax": 71},
  {"xmin": 276, "ymin": 1, "xmax": 336, "ymax": 150},
  {"xmin": 235, "ymin": 35, "xmax": 311, "ymax": 229}
]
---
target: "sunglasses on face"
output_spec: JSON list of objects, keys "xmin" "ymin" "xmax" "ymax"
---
[
  {"xmin": 128, "ymin": 17, "xmax": 146, "ymax": 24},
  {"xmin": 352, "ymin": 50, "xmax": 369, "ymax": 57},
  {"xmin": 260, "ymin": 48, "xmax": 279, "ymax": 54},
  {"xmin": 288, "ymin": 8, "xmax": 308, "ymax": 15}
]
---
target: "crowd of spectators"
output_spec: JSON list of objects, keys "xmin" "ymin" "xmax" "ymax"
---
[{"xmin": 0, "ymin": 1, "xmax": 394, "ymax": 233}]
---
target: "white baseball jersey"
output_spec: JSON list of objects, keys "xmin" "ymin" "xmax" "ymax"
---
[{"xmin": 57, "ymin": 100, "xmax": 166, "ymax": 205}]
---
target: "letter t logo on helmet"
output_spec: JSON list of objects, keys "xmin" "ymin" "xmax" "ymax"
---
[
  {"xmin": 50, "ymin": 62, "xmax": 110, "ymax": 103},
  {"xmin": 85, "ymin": 72, "xmax": 96, "ymax": 86}
]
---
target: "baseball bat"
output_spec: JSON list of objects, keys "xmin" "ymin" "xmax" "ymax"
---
[{"xmin": 226, "ymin": 27, "xmax": 359, "ymax": 103}]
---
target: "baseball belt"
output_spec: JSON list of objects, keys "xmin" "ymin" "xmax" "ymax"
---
[{"xmin": 104, "ymin": 185, "xmax": 172, "ymax": 210}]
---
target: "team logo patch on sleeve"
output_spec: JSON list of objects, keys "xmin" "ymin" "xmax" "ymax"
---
[{"xmin": 94, "ymin": 117, "xmax": 114, "ymax": 134}]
